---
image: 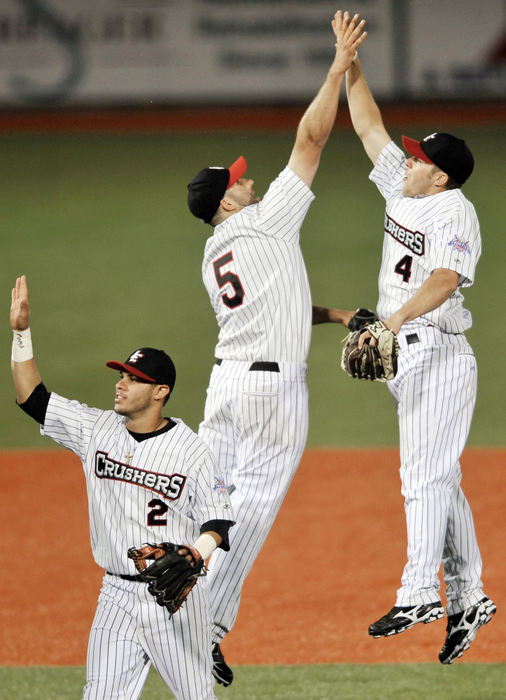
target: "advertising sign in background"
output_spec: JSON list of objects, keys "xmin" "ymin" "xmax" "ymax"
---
[{"xmin": 0, "ymin": 0, "xmax": 503, "ymax": 106}]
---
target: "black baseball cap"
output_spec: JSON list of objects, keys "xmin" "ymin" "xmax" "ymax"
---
[
  {"xmin": 106, "ymin": 348, "xmax": 176, "ymax": 391},
  {"xmin": 187, "ymin": 155, "xmax": 247, "ymax": 224},
  {"xmin": 402, "ymin": 132, "xmax": 474, "ymax": 185}
]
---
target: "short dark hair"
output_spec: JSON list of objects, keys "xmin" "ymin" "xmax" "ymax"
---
[{"xmin": 444, "ymin": 175, "xmax": 461, "ymax": 190}]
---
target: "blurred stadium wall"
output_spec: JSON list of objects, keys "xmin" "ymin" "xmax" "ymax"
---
[{"xmin": 0, "ymin": 0, "xmax": 504, "ymax": 116}]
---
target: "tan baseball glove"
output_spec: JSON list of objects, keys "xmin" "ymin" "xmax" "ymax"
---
[{"xmin": 341, "ymin": 320, "xmax": 399, "ymax": 382}]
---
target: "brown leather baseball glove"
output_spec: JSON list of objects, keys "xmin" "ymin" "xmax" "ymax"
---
[{"xmin": 127, "ymin": 542, "xmax": 206, "ymax": 614}]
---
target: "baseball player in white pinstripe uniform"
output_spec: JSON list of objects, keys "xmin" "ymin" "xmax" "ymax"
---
[
  {"xmin": 340, "ymin": 11, "xmax": 496, "ymax": 664},
  {"xmin": 186, "ymin": 11, "xmax": 367, "ymax": 686},
  {"xmin": 10, "ymin": 275, "xmax": 234, "ymax": 699}
]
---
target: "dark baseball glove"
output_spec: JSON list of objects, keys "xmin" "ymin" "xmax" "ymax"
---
[
  {"xmin": 341, "ymin": 320, "xmax": 399, "ymax": 382},
  {"xmin": 127, "ymin": 542, "xmax": 206, "ymax": 614},
  {"xmin": 347, "ymin": 307, "xmax": 378, "ymax": 332}
]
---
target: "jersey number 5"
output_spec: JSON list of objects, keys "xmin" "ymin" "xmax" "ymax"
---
[
  {"xmin": 213, "ymin": 252, "xmax": 244, "ymax": 308},
  {"xmin": 394, "ymin": 254, "xmax": 413, "ymax": 283}
]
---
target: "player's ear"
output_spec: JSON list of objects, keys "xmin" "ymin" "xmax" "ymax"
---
[
  {"xmin": 154, "ymin": 384, "xmax": 170, "ymax": 403},
  {"xmin": 434, "ymin": 169, "xmax": 449, "ymax": 189},
  {"xmin": 220, "ymin": 196, "xmax": 238, "ymax": 213}
]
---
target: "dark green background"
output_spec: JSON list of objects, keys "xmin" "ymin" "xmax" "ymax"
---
[{"xmin": 1, "ymin": 126, "xmax": 503, "ymax": 448}]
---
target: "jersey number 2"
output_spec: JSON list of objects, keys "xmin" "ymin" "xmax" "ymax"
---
[
  {"xmin": 394, "ymin": 254, "xmax": 413, "ymax": 283},
  {"xmin": 213, "ymin": 252, "xmax": 244, "ymax": 308},
  {"xmin": 147, "ymin": 498, "xmax": 168, "ymax": 526}
]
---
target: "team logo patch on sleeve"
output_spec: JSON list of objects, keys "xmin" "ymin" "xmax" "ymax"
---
[
  {"xmin": 448, "ymin": 237, "xmax": 471, "ymax": 254},
  {"xmin": 95, "ymin": 451, "xmax": 185, "ymax": 499},
  {"xmin": 213, "ymin": 477, "xmax": 228, "ymax": 495}
]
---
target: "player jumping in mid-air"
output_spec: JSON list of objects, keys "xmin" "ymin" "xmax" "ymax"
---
[
  {"xmin": 186, "ymin": 10, "xmax": 367, "ymax": 686},
  {"xmin": 336, "ymin": 10, "xmax": 495, "ymax": 664},
  {"xmin": 10, "ymin": 275, "xmax": 234, "ymax": 699}
]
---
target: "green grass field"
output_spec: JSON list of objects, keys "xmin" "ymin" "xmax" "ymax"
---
[
  {"xmin": 1, "ymin": 664, "xmax": 505, "ymax": 700},
  {"xmin": 0, "ymin": 126, "xmax": 504, "ymax": 448},
  {"xmin": 0, "ymin": 125, "xmax": 504, "ymax": 698}
]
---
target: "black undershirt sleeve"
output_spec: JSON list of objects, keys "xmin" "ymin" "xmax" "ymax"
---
[
  {"xmin": 17, "ymin": 382, "xmax": 51, "ymax": 424},
  {"xmin": 200, "ymin": 519, "xmax": 235, "ymax": 551}
]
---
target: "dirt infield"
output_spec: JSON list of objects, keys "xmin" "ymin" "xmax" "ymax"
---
[{"xmin": 0, "ymin": 448, "xmax": 503, "ymax": 666}]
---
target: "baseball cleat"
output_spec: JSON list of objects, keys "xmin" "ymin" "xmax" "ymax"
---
[
  {"xmin": 212, "ymin": 643, "xmax": 234, "ymax": 687},
  {"xmin": 439, "ymin": 597, "xmax": 496, "ymax": 665},
  {"xmin": 369, "ymin": 602, "xmax": 444, "ymax": 637}
]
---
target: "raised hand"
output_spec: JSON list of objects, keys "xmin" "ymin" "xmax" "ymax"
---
[
  {"xmin": 331, "ymin": 10, "xmax": 367, "ymax": 73},
  {"xmin": 10, "ymin": 275, "xmax": 30, "ymax": 331}
]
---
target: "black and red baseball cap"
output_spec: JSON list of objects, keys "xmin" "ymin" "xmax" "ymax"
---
[
  {"xmin": 106, "ymin": 348, "xmax": 176, "ymax": 391},
  {"xmin": 187, "ymin": 155, "xmax": 247, "ymax": 224},
  {"xmin": 401, "ymin": 132, "xmax": 474, "ymax": 185}
]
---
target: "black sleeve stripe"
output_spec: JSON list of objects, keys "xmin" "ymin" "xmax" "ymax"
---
[{"xmin": 18, "ymin": 382, "xmax": 51, "ymax": 424}]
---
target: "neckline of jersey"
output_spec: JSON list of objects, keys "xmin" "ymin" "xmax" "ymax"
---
[{"xmin": 127, "ymin": 418, "xmax": 177, "ymax": 442}]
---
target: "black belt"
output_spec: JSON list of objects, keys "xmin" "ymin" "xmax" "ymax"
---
[
  {"xmin": 215, "ymin": 358, "xmax": 279, "ymax": 372},
  {"xmin": 106, "ymin": 571, "xmax": 144, "ymax": 582},
  {"xmin": 406, "ymin": 333, "xmax": 420, "ymax": 345}
]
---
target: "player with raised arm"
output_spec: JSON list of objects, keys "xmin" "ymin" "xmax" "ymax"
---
[
  {"xmin": 336, "ymin": 11, "xmax": 495, "ymax": 664},
  {"xmin": 10, "ymin": 275, "xmax": 234, "ymax": 699},
  {"xmin": 186, "ymin": 10, "xmax": 367, "ymax": 685}
]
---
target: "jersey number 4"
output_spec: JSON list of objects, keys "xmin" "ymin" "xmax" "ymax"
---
[
  {"xmin": 394, "ymin": 254, "xmax": 413, "ymax": 283},
  {"xmin": 213, "ymin": 251, "xmax": 244, "ymax": 308}
]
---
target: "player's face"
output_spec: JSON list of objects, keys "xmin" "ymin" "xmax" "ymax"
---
[
  {"xmin": 403, "ymin": 157, "xmax": 441, "ymax": 197},
  {"xmin": 113, "ymin": 371, "xmax": 157, "ymax": 417},
  {"xmin": 227, "ymin": 177, "xmax": 260, "ymax": 207}
]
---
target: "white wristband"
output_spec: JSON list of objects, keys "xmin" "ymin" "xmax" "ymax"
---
[
  {"xmin": 12, "ymin": 328, "xmax": 33, "ymax": 362},
  {"xmin": 193, "ymin": 533, "xmax": 218, "ymax": 560}
]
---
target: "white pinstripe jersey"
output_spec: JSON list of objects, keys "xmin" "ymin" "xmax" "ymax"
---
[
  {"xmin": 202, "ymin": 166, "xmax": 315, "ymax": 362},
  {"xmin": 370, "ymin": 142, "xmax": 481, "ymax": 333},
  {"xmin": 41, "ymin": 392, "xmax": 233, "ymax": 575}
]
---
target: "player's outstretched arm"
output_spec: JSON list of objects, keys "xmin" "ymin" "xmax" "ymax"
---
[
  {"xmin": 312, "ymin": 305, "xmax": 356, "ymax": 326},
  {"xmin": 288, "ymin": 10, "xmax": 367, "ymax": 187},
  {"xmin": 344, "ymin": 41, "xmax": 391, "ymax": 164},
  {"xmin": 10, "ymin": 275, "xmax": 42, "ymax": 404}
]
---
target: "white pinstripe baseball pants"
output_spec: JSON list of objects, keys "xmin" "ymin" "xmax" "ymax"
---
[
  {"xmin": 389, "ymin": 326, "xmax": 485, "ymax": 615},
  {"xmin": 83, "ymin": 573, "xmax": 216, "ymax": 700},
  {"xmin": 198, "ymin": 360, "xmax": 308, "ymax": 641}
]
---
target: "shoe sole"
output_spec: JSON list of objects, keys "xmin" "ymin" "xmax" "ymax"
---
[
  {"xmin": 370, "ymin": 606, "xmax": 444, "ymax": 638},
  {"xmin": 440, "ymin": 601, "xmax": 496, "ymax": 664}
]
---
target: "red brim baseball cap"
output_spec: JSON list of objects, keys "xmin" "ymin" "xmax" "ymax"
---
[
  {"xmin": 106, "ymin": 348, "xmax": 176, "ymax": 390},
  {"xmin": 187, "ymin": 155, "xmax": 248, "ymax": 224},
  {"xmin": 402, "ymin": 132, "xmax": 474, "ymax": 184},
  {"xmin": 106, "ymin": 361, "xmax": 156, "ymax": 383},
  {"xmin": 226, "ymin": 155, "xmax": 247, "ymax": 189},
  {"xmin": 402, "ymin": 135, "xmax": 434, "ymax": 164}
]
